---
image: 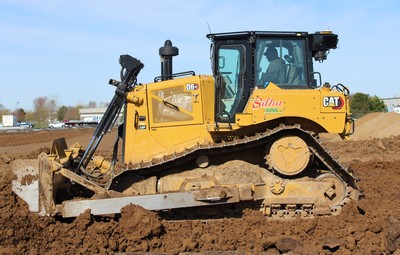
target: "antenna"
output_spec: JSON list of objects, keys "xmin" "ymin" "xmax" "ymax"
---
[{"xmin": 207, "ymin": 22, "xmax": 212, "ymax": 34}]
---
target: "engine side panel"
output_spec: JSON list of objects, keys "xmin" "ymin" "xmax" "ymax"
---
[
  {"xmin": 240, "ymin": 83, "xmax": 350, "ymax": 134},
  {"xmin": 123, "ymin": 75, "xmax": 215, "ymax": 165}
]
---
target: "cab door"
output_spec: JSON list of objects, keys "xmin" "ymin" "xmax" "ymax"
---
[{"xmin": 214, "ymin": 40, "xmax": 251, "ymax": 123}]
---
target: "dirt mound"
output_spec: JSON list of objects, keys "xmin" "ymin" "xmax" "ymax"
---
[
  {"xmin": 1, "ymin": 129, "xmax": 400, "ymax": 254},
  {"xmin": 320, "ymin": 112, "xmax": 400, "ymax": 141},
  {"xmin": 118, "ymin": 204, "xmax": 163, "ymax": 242},
  {"xmin": 351, "ymin": 112, "xmax": 400, "ymax": 140},
  {"xmin": 355, "ymin": 112, "xmax": 382, "ymax": 126}
]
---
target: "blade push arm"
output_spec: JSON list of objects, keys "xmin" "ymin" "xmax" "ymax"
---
[{"xmin": 76, "ymin": 55, "xmax": 144, "ymax": 173}]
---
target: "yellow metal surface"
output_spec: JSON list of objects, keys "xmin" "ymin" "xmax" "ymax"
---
[
  {"xmin": 149, "ymin": 164, "xmax": 338, "ymax": 209},
  {"xmin": 243, "ymin": 83, "xmax": 349, "ymax": 134},
  {"xmin": 263, "ymin": 180, "xmax": 332, "ymax": 204},
  {"xmin": 93, "ymin": 156, "xmax": 111, "ymax": 174},
  {"xmin": 123, "ymin": 76, "xmax": 351, "ymax": 168},
  {"xmin": 267, "ymin": 136, "xmax": 310, "ymax": 176},
  {"xmin": 235, "ymin": 113, "xmax": 253, "ymax": 126},
  {"xmin": 123, "ymin": 75, "xmax": 215, "ymax": 165},
  {"xmin": 316, "ymin": 173, "xmax": 346, "ymax": 206}
]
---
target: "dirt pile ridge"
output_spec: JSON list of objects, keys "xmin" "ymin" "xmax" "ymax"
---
[
  {"xmin": 351, "ymin": 112, "xmax": 400, "ymax": 140},
  {"xmin": 320, "ymin": 112, "xmax": 400, "ymax": 141}
]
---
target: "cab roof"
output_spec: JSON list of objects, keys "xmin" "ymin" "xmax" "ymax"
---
[{"xmin": 206, "ymin": 31, "xmax": 309, "ymax": 41}]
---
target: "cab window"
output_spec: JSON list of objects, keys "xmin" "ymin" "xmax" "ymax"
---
[
  {"xmin": 256, "ymin": 39, "xmax": 307, "ymax": 88},
  {"xmin": 217, "ymin": 45, "xmax": 245, "ymax": 121}
]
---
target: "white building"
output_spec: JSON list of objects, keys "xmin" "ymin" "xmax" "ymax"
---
[
  {"xmin": 79, "ymin": 107, "xmax": 124, "ymax": 123},
  {"xmin": 382, "ymin": 97, "xmax": 400, "ymax": 114},
  {"xmin": 2, "ymin": 115, "xmax": 17, "ymax": 127}
]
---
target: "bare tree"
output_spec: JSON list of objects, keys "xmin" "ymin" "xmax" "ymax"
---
[
  {"xmin": 33, "ymin": 96, "xmax": 47, "ymax": 111},
  {"xmin": 47, "ymin": 97, "xmax": 58, "ymax": 121},
  {"xmin": 33, "ymin": 96, "xmax": 49, "ymax": 127},
  {"xmin": 88, "ymin": 101, "xmax": 97, "ymax": 108},
  {"xmin": 31, "ymin": 96, "xmax": 60, "ymax": 127}
]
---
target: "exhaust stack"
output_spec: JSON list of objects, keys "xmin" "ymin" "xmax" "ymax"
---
[{"xmin": 159, "ymin": 40, "xmax": 179, "ymax": 81}]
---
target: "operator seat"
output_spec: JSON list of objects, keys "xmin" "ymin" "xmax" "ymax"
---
[{"xmin": 284, "ymin": 55, "xmax": 300, "ymax": 85}]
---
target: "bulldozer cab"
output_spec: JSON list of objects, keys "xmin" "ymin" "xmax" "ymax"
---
[{"xmin": 208, "ymin": 31, "xmax": 337, "ymax": 123}]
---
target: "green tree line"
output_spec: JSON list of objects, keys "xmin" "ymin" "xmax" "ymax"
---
[{"xmin": 350, "ymin": 92, "xmax": 387, "ymax": 119}]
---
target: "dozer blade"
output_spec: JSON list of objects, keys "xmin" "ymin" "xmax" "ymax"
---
[
  {"xmin": 60, "ymin": 187, "xmax": 240, "ymax": 218},
  {"xmin": 12, "ymin": 159, "xmax": 40, "ymax": 213},
  {"xmin": 12, "ymin": 153, "xmax": 56, "ymax": 216}
]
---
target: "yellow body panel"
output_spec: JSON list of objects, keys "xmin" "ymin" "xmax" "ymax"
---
[
  {"xmin": 123, "ymin": 77, "xmax": 351, "ymax": 166},
  {"xmin": 124, "ymin": 75, "xmax": 215, "ymax": 165},
  {"xmin": 242, "ymin": 83, "xmax": 349, "ymax": 134}
]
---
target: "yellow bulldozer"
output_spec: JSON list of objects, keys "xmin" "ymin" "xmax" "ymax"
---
[{"xmin": 12, "ymin": 30, "xmax": 358, "ymax": 219}]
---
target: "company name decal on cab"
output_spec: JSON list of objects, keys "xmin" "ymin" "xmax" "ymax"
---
[
  {"xmin": 323, "ymin": 96, "xmax": 344, "ymax": 110},
  {"xmin": 252, "ymin": 97, "xmax": 284, "ymax": 113}
]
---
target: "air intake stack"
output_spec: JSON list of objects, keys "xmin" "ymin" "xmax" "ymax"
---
[{"xmin": 159, "ymin": 40, "xmax": 179, "ymax": 81}]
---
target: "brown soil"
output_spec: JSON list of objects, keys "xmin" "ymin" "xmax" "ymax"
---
[
  {"xmin": 320, "ymin": 111, "xmax": 400, "ymax": 142},
  {"xmin": 1, "ymin": 114, "xmax": 400, "ymax": 254}
]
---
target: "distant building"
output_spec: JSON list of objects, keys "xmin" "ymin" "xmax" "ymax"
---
[
  {"xmin": 382, "ymin": 97, "xmax": 400, "ymax": 114},
  {"xmin": 2, "ymin": 115, "xmax": 17, "ymax": 127},
  {"xmin": 79, "ymin": 107, "xmax": 124, "ymax": 124}
]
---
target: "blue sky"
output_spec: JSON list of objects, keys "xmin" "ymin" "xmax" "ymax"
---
[{"xmin": 1, "ymin": 0, "xmax": 400, "ymax": 111}]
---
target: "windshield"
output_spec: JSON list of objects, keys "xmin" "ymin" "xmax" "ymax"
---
[{"xmin": 256, "ymin": 38, "xmax": 307, "ymax": 87}]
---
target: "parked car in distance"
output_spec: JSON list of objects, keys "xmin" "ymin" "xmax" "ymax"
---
[
  {"xmin": 48, "ymin": 121, "xmax": 65, "ymax": 128},
  {"xmin": 18, "ymin": 122, "xmax": 35, "ymax": 128}
]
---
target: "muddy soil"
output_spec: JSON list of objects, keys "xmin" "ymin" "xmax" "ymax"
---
[{"xmin": 0, "ymin": 119, "xmax": 400, "ymax": 254}]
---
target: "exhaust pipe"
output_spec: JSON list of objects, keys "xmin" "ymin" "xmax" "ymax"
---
[{"xmin": 159, "ymin": 40, "xmax": 179, "ymax": 81}]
